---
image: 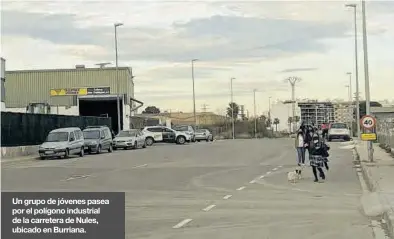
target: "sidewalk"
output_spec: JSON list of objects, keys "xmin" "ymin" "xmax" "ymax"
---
[{"xmin": 357, "ymin": 141, "xmax": 394, "ymax": 238}]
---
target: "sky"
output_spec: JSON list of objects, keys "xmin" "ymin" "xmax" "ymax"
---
[{"xmin": 1, "ymin": 0, "xmax": 393, "ymax": 116}]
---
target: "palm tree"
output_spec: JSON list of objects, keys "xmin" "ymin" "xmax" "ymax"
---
[{"xmin": 274, "ymin": 118, "xmax": 280, "ymax": 131}]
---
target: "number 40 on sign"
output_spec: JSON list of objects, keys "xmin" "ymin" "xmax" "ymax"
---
[{"xmin": 360, "ymin": 115, "xmax": 376, "ymax": 129}]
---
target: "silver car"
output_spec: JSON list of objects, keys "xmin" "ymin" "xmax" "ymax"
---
[
  {"xmin": 195, "ymin": 129, "xmax": 213, "ymax": 142},
  {"xmin": 38, "ymin": 127, "xmax": 85, "ymax": 159},
  {"xmin": 83, "ymin": 126, "xmax": 113, "ymax": 154},
  {"xmin": 113, "ymin": 129, "xmax": 147, "ymax": 150}
]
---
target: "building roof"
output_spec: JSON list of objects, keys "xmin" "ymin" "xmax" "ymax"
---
[{"xmin": 6, "ymin": 66, "xmax": 133, "ymax": 75}]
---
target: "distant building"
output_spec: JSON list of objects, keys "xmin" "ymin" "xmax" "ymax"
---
[
  {"xmin": 1, "ymin": 57, "xmax": 5, "ymax": 111},
  {"xmin": 298, "ymin": 100, "xmax": 335, "ymax": 126},
  {"xmin": 270, "ymin": 100, "xmax": 301, "ymax": 132},
  {"xmin": 163, "ymin": 112, "xmax": 227, "ymax": 126},
  {"xmin": 333, "ymin": 102, "xmax": 353, "ymax": 123}
]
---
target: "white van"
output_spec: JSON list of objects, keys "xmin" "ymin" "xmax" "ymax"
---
[{"xmin": 38, "ymin": 127, "xmax": 85, "ymax": 159}]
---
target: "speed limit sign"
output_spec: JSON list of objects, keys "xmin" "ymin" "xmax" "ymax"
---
[{"xmin": 360, "ymin": 115, "xmax": 376, "ymax": 129}]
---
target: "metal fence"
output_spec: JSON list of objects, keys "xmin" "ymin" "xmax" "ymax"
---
[
  {"xmin": 376, "ymin": 117, "xmax": 394, "ymax": 152},
  {"xmin": 1, "ymin": 112, "xmax": 112, "ymax": 146}
]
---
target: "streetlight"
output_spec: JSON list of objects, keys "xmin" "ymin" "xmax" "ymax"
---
[
  {"xmin": 114, "ymin": 22, "xmax": 123, "ymax": 134},
  {"xmin": 253, "ymin": 89, "xmax": 257, "ymax": 138},
  {"xmin": 345, "ymin": 85, "xmax": 352, "ymax": 131},
  {"xmin": 191, "ymin": 59, "xmax": 198, "ymax": 127},
  {"xmin": 230, "ymin": 77, "xmax": 235, "ymax": 140},
  {"xmin": 346, "ymin": 72, "xmax": 353, "ymax": 136},
  {"xmin": 285, "ymin": 76, "xmax": 302, "ymax": 133},
  {"xmin": 361, "ymin": 0, "xmax": 373, "ymax": 161},
  {"xmin": 345, "ymin": 3, "xmax": 361, "ymax": 140}
]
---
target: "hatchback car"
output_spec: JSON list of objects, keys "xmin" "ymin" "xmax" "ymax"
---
[
  {"xmin": 195, "ymin": 129, "xmax": 213, "ymax": 142},
  {"xmin": 38, "ymin": 127, "xmax": 85, "ymax": 159},
  {"xmin": 172, "ymin": 125, "xmax": 196, "ymax": 142},
  {"xmin": 113, "ymin": 129, "xmax": 146, "ymax": 150},
  {"xmin": 328, "ymin": 122, "xmax": 351, "ymax": 141},
  {"xmin": 82, "ymin": 126, "xmax": 113, "ymax": 154}
]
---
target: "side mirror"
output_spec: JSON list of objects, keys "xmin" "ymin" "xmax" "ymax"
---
[
  {"xmin": 101, "ymin": 135, "xmax": 105, "ymax": 139},
  {"xmin": 69, "ymin": 137, "xmax": 75, "ymax": 142}
]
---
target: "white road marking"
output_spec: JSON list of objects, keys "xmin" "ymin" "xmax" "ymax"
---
[
  {"xmin": 259, "ymin": 175, "xmax": 265, "ymax": 179},
  {"xmin": 278, "ymin": 165, "xmax": 283, "ymax": 168},
  {"xmin": 133, "ymin": 164, "xmax": 148, "ymax": 168},
  {"xmin": 273, "ymin": 168, "xmax": 278, "ymax": 171},
  {"xmin": 237, "ymin": 186, "xmax": 245, "ymax": 191},
  {"xmin": 266, "ymin": 171, "xmax": 272, "ymax": 175},
  {"xmin": 223, "ymin": 195, "xmax": 232, "ymax": 200},
  {"xmin": 65, "ymin": 175, "xmax": 90, "ymax": 181},
  {"xmin": 173, "ymin": 219, "xmax": 193, "ymax": 229},
  {"xmin": 203, "ymin": 204, "xmax": 216, "ymax": 211},
  {"xmin": 249, "ymin": 180, "xmax": 256, "ymax": 184}
]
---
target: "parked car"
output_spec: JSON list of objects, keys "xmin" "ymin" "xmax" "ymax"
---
[
  {"xmin": 82, "ymin": 126, "xmax": 113, "ymax": 154},
  {"xmin": 38, "ymin": 127, "xmax": 85, "ymax": 160},
  {"xmin": 328, "ymin": 122, "xmax": 351, "ymax": 141},
  {"xmin": 113, "ymin": 129, "xmax": 146, "ymax": 150},
  {"xmin": 142, "ymin": 126, "xmax": 191, "ymax": 145},
  {"xmin": 195, "ymin": 129, "xmax": 213, "ymax": 142},
  {"xmin": 172, "ymin": 125, "xmax": 196, "ymax": 142}
]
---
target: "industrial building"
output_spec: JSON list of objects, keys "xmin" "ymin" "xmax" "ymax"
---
[
  {"xmin": 333, "ymin": 102, "xmax": 353, "ymax": 124},
  {"xmin": 4, "ymin": 65, "xmax": 143, "ymax": 133},
  {"xmin": 298, "ymin": 101, "xmax": 335, "ymax": 126}
]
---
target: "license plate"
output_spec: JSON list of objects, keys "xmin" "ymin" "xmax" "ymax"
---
[{"xmin": 45, "ymin": 151, "xmax": 54, "ymax": 154}]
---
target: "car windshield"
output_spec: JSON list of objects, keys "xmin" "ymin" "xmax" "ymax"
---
[
  {"xmin": 46, "ymin": 132, "xmax": 69, "ymax": 142},
  {"xmin": 83, "ymin": 130, "xmax": 100, "ymax": 139},
  {"xmin": 173, "ymin": 126, "xmax": 189, "ymax": 131},
  {"xmin": 331, "ymin": 123, "xmax": 347, "ymax": 129},
  {"xmin": 118, "ymin": 131, "xmax": 137, "ymax": 137}
]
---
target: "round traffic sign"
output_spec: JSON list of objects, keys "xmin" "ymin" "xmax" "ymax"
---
[{"xmin": 360, "ymin": 115, "xmax": 376, "ymax": 129}]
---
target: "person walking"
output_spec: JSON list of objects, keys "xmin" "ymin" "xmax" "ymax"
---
[
  {"xmin": 309, "ymin": 133, "xmax": 328, "ymax": 182},
  {"xmin": 294, "ymin": 128, "xmax": 306, "ymax": 175}
]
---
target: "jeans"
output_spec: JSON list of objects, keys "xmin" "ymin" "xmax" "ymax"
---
[{"xmin": 296, "ymin": 147, "xmax": 305, "ymax": 165}]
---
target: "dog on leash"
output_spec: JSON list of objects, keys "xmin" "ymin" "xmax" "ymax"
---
[{"xmin": 288, "ymin": 165, "xmax": 303, "ymax": 183}]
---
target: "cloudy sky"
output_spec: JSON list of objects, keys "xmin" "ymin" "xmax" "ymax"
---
[{"xmin": 1, "ymin": 0, "xmax": 393, "ymax": 115}]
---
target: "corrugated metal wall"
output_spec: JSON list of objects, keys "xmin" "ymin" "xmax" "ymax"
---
[{"xmin": 4, "ymin": 67, "xmax": 134, "ymax": 108}]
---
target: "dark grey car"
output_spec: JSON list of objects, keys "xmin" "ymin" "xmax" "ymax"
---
[{"xmin": 83, "ymin": 126, "xmax": 113, "ymax": 154}]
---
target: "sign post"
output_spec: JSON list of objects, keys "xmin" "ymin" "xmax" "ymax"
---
[{"xmin": 360, "ymin": 114, "xmax": 376, "ymax": 161}]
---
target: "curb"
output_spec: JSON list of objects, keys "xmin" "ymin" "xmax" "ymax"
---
[{"xmin": 354, "ymin": 147, "xmax": 394, "ymax": 238}]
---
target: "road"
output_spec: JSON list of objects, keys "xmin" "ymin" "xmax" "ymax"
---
[{"xmin": 1, "ymin": 139, "xmax": 374, "ymax": 239}]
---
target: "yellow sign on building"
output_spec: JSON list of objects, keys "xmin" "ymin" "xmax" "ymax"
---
[
  {"xmin": 50, "ymin": 87, "xmax": 109, "ymax": 96},
  {"xmin": 361, "ymin": 133, "xmax": 377, "ymax": 141}
]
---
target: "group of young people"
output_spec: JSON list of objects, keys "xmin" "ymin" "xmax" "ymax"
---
[{"xmin": 294, "ymin": 123, "xmax": 330, "ymax": 183}]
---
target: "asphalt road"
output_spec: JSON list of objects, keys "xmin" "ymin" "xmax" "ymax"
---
[{"xmin": 1, "ymin": 139, "xmax": 374, "ymax": 239}]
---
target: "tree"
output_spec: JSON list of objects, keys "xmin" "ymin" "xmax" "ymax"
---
[
  {"xmin": 294, "ymin": 116, "xmax": 300, "ymax": 122},
  {"xmin": 226, "ymin": 102, "xmax": 239, "ymax": 119},
  {"xmin": 273, "ymin": 118, "xmax": 280, "ymax": 131},
  {"xmin": 142, "ymin": 106, "xmax": 160, "ymax": 114}
]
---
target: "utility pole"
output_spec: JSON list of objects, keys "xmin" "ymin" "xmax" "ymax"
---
[
  {"xmin": 346, "ymin": 72, "xmax": 353, "ymax": 136},
  {"xmin": 191, "ymin": 59, "xmax": 198, "ymax": 127},
  {"xmin": 361, "ymin": 0, "xmax": 373, "ymax": 162},
  {"xmin": 345, "ymin": 3, "xmax": 361, "ymax": 140},
  {"xmin": 253, "ymin": 89, "xmax": 257, "ymax": 139},
  {"xmin": 114, "ymin": 22, "xmax": 123, "ymax": 134},
  {"xmin": 230, "ymin": 77, "xmax": 235, "ymax": 140},
  {"xmin": 286, "ymin": 77, "xmax": 301, "ymax": 133},
  {"xmin": 201, "ymin": 104, "xmax": 208, "ymax": 112}
]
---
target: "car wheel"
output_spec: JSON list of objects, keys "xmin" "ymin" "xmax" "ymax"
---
[
  {"xmin": 145, "ymin": 137, "xmax": 154, "ymax": 146},
  {"xmin": 79, "ymin": 147, "xmax": 84, "ymax": 157},
  {"xmin": 206, "ymin": 138, "xmax": 209, "ymax": 142},
  {"xmin": 328, "ymin": 138, "xmax": 332, "ymax": 142},
  {"xmin": 96, "ymin": 145, "xmax": 102, "ymax": 154},
  {"xmin": 64, "ymin": 149, "xmax": 70, "ymax": 159},
  {"xmin": 197, "ymin": 140, "xmax": 200, "ymax": 142},
  {"xmin": 40, "ymin": 156, "xmax": 46, "ymax": 160},
  {"xmin": 176, "ymin": 136, "xmax": 186, "ymax": 145},
  {"xmin": 108, "ymin": 144, "xmax": 113, "ymax": 153}
]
